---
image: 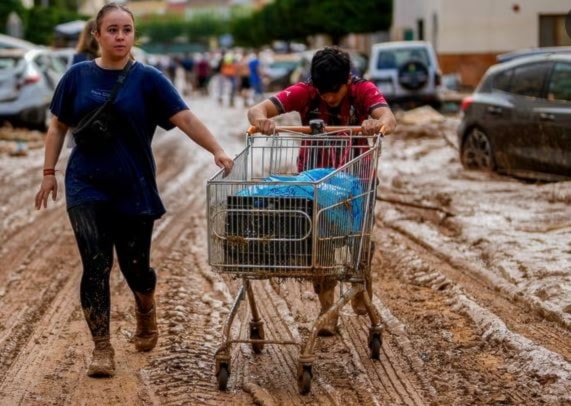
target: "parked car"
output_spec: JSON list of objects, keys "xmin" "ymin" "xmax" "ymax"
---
[
  {"xmin": 0, "ymin": 33, "xmax": 38, "ymax": 51},
  {"xmin": 496, "ymin": 46, "xmax": 571, "ymax": 63},
  {"xmin": 50, "ymin": 47, "xmax": 76, "ymax": 70},
  {"xmin": 0, "ymin": 48, "xmax": 67, "ymax": 130},
  {"xmin": 457, "ymin": 53, "xmax": 571, "ymax": 181},
  {"xmin": 367, "ymin": 41, "xmax": 442, "ymax": 109}
]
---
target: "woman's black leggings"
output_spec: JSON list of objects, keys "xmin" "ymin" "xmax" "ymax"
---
[{"xmin": 68, "ymin": 203, "xmax": 156, "ymax": 338}]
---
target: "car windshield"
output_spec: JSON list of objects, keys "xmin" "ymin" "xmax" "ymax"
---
[{"xmin": 376, "ymin": 47, "xmax": 431, "ymax": 69}]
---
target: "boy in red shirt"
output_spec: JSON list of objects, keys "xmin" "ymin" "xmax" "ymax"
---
[{"xmin": 248, "ymin": 47, "xmax": 396, "ymax": 335}]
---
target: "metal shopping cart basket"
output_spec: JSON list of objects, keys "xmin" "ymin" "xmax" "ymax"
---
[{"xmin": 206, "ymin": 120, "xmax": 383, "ymax": 394}]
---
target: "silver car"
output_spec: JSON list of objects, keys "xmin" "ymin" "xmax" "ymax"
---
[{"xmin": 0, "ymin": 48, "xmax": 66, "ymax": 130}]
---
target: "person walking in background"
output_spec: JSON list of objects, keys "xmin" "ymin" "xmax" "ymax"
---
[
  {"xmin": 195, "ymin": 53, "xmax": 211, "ymax": 96},
  {"xmin": 248, "ymin": 49, "xmax": 264, "ymax": 103},
  {"xmin": 247, "ymin": 47, "xmax": 396, "ymax": 336},
  {"xmin": 72, "ymin": 18, "xmax": 98, "ymax": 64},
  {"xmin": 180, "ymin": 53, "xmax": 195, "ymax": 96},
  {"xmin": 237, "ymin": 51, "xmax": 252, "ymax": 107},
  {"xmin": 34, "ymin": 2, "xmax": 233, "ymax": 378},
  {"xmin": 220, "ymin": 51, "xmax": 238, "ymax": 107}
]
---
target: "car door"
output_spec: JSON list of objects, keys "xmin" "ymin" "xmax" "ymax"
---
[
  {"xmin": 504, "ymin": 61, "xmax": 553, "ymax": 173},
  {"xmin": 531, "ymin": 61, "xmax": 571, "ymax": 177},
  {"xmin": 475, "ymin": 68, "xmax": 517, "ymax": 171}
]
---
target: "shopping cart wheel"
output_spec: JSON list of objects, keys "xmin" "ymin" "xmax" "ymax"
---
[
  {"xmin": 249, "ymin": 321, "xmax": 265, "ymax": 354},
  {"xmin": 217, "ymin": 362, "xmax": 230, "ymax": 390},
  {"xmin": 297, "ymin": 364, "xmax": 313, "ymax": 395},
  {"xmin": 369, "ymin": 332, "xmax": 382, "ymax": 360}
]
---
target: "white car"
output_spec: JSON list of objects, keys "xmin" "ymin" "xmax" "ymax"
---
[
  {"xmin": 0, "ymin": 48, "xmax": 66, "ymax": 130},
  {"xmin": 0, "ymin": 33, "xmax": 38, "ymax": 51},
  {"xmin": 367, "ymin": 41, "xmax": 442, "ymax": 109}
]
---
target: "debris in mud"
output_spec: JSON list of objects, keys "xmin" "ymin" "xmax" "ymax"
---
[
  {"xmin": 0, "ymin": 124, "xmax": 44, "ymax": 155},
  {"xmin": 396, "ymin": 106, "xmax": 446, "ymax": 127},
  {"xmin": 394, "ymin": 106, "xmax": 448, "ymax": 140}
]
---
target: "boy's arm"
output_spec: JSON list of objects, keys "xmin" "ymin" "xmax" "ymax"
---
[
  {"xmin": 247, "ymin": 99, "xmax": 280, "ymax": 134},
  {"xmin": 362, "ymin": 106, "xmax": 397, "ymax": 135}
]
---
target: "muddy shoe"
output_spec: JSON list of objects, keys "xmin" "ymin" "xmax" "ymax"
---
[
  {"xmin": 134, "ymin": 305, "xmax": 158, "ymax": 351},
  {"xmin": 134, "ymin": 290, "xmax": 159, "ymax": 352},
  {"xmin": 317, "ymin": 311, "xmax": 339, "ymax": 337},
  {"xmin": 351, "ymin": 292, "xmax": 368, "ymax": 316},
  {"xmin": 315, "ymin": 280, "xmax": 338, "ymax": 336},
  {"xmin": 87, "ymin": 338, "xmax": 115, "ymax": 378},
  {"xmin": 351, "ymin": 271, "xmax": 373, "ymax": 316}
]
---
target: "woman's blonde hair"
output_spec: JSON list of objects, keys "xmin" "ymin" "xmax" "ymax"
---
[{"xmin": 75, "ymin": 18, "xmax": 98, "ymax": 60}]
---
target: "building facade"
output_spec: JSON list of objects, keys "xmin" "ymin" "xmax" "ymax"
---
[{"xmin": 392, "ymin": 0, "xmax": 571, "ymax": 86}]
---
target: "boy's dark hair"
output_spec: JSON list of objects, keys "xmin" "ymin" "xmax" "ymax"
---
[{"xmin": 310, "ymin": 47, "xmax": 351, "ymax": 93}]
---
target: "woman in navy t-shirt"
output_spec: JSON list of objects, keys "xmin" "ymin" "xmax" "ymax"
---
[{"xmin": 34, "ymin": 2, "xmax": 233, "ymax": 378}]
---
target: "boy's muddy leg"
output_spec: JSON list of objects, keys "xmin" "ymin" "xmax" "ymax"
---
[{"xmin": 313, "ymin": 277, "xmax": 338, "ymax": 336}]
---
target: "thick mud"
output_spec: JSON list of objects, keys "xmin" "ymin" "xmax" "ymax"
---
[{"xmin": 0, "ymin": 99, "xmax": 569, "ymax": 405}]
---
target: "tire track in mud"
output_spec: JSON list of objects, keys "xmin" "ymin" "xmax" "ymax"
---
[
  {"xmin": 382, "ymin": 213, "xmax": 571, "ymax": 362},
  {"xmin": 137, "ymin": 217, "xmax": 254, "ymax": 405},
  {"xmin": 342, "ymin": 312, "xmax": 427, "ymax": 406},
  {"xmin": 233, "ymin": 276, "xmax": 429, "ymax": 405},
  {"xmin": 0, "ymin": 212, "xmax": 75, "ymax": 381},
  {"xmin": 373, "ymin": 226, "xmax": 570, "ymax": 405}
]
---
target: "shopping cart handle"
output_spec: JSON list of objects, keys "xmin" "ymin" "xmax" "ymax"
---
[{"xmin": 246, "ymin": 125, "xmax": 364, "ymax": 135}]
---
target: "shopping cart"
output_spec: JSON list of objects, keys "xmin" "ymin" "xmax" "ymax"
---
[{"xmin": 206, "ymin": 120, "xmax": 383, "ymax": 394}]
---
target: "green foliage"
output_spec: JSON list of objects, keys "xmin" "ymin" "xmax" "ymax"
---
[
  {"xmin": 185, "ymin": 12, "xmax": 226, "ymax": 39},
  {"xmin": 233, "ymin": 0, "xmax": 392, "ymax": 47},
  {"xmin": 1, "ymin": 0, "xmax": 391, "ymax": 50},
  {"xmin": 24, "ymin": 6, "xmax": 84, "ymax": 45},
  {"xmin": 138, "ymin": 12, "xmax": 226, "ymax": 47},
  {"xmin": 138, "ymin": 15, "xmax": 187, "ymax": 43},
  {"xmin": 37, "ymin": 0, "xmax": 80, "ymax": 8}
]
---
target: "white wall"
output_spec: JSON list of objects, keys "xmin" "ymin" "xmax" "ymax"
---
[{"xmin": 392, "ymin": 0, "xmax": 570, "ymax": 53}]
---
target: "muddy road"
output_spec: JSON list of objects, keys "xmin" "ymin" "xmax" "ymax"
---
[{"xmin": 0, "ymin": 97, "xmax": 569, "ymax": 405}]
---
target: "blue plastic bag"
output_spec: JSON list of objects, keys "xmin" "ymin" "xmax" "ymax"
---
[{"xmin": 237, "ymin": 168, "xmax": 364, "ymax": 235}]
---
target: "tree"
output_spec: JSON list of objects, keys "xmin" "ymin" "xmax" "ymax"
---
[
  {"xmin": 231, "ymin": 0, "xmax": 392, "ymax": 48},
  {"xmin": 185, "ymin": 12, "xmax": 226, "ymax": 42},
  {"xmin": 137, "ymin": 12, "xmax": 227, "ymax": 50},
  {"xmin": 138, "ymin": 15, "xmax": 187, "ymax": 44},
  {"xmin": 24, "ymin": 6, "xmax": 85, "ymax": 45}
]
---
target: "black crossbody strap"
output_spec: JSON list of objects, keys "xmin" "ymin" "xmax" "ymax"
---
[
  {"xmin": 84, "ymin": 59, "xmax": 133, "ymax": 120},
  {"xmin": 107, "ymin": 59, "xmax": 133, "ymax": 102}
]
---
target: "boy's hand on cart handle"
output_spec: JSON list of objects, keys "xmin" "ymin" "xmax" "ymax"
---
[
  {"xmin": 215, "ymin": 151, "xmax": 234, "ymax": 177},
  {"xmin": 253, "ymin": 118, "xmax": 276, "ymax": 135},
  {"xmin": 362, "ymin": 118, "xmax": 392, "ymax": 135}
]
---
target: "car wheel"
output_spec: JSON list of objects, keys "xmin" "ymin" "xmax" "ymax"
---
[
  {"xmin": 398, "ymin": 61, "xmax": 429, "ymax": 90},
  {"xmin": 461, "ymin": 127, "xmax": 496, "ymax": 171}
]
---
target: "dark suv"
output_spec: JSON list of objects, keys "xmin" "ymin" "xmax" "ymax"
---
[{"xmin": 457, "ymin": 53, "xmax": 571, "ymax": 181}]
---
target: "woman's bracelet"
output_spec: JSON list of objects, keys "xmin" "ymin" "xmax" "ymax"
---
[{"xmin": 43, "ymin": 168, "xmax": 56, "ymax": 176}]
